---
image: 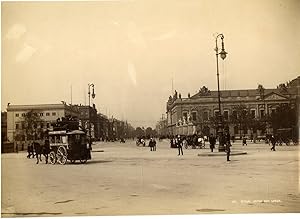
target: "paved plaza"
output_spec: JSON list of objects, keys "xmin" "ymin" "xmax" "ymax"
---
[{"xmin": 1, "ymin": 140, "xmax": 299, "ymax": 216}]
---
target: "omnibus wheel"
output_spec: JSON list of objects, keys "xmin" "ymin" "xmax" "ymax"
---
[
  {"xmin": 49, "ymin": 151, "xmax": 57, "ymax": 165},
  {"xmin": 57, "ymin": 146, "xmax": 67, "ymax": 165}
]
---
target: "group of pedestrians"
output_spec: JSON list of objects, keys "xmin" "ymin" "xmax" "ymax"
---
[
  {"xmin": 169, "ymin": 133, "xmax": 232, "ymax": 161},
  {"xmin": 148, "ymin": 138, "xmax": 157, "ymax": 151}
]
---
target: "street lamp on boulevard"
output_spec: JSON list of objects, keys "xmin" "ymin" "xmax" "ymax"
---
[
  {"xmin": 215, "ymin": 33, "xmax": 227, "ymax": 152},
  {"xmin": 88, "ymin": 83, "xmax": 96, "ymax": 149}
]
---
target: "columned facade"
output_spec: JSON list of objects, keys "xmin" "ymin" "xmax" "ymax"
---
[{"xmin": 166, "ymin": 77, "xmax": 299, "ymax": 139}]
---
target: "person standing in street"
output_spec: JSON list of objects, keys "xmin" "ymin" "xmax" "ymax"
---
[
  {"xmin": 149, "ymin": 138, "xmax": 153, "ymax": 151},
  {"xmin": 225, "ymin": 140, "xmax": 231, "ymax": 161},
  {"xmin": 177, "ymin": 135, "xmax": 183, "ymax": 156},
  {"xmin": 209, "ymin": 134, "xmax": 216, "ymax": 152},
  {"xmin": 153, "ymin": 138, "xmax": 157, "ymax": 151},
  {"xmin": 270, "ymin": 135, "xmax": 276, "ymax": 151},
  {"xmin": 242, "ymin": 135, "xmax": 247, "ymax": 146},
  {"xmin": 225, "ymin": 131, "xmax": 231, "ymax": 161}
]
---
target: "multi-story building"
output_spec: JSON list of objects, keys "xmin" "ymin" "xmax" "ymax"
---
[
  {"xmin": 77, "ymin": 104, "xmax": 98, "ymax": 140},
  {"xmin": 1, "ymin": 112, "xmax": 8, "ymax": 143},
  {"xmin": 156, "ymin": 117, "xmax": 168, "ymax": 137},
  {"xmin": 166, "ymin": 77, "xmax": 299, "ymax": 138},
  {"xmin": 6, "ymin": 103, "xmax": 80, "ymax": 144}
]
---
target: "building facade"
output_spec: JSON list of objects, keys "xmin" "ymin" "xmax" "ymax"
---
[
  {"xmin": 1, "ymin": 112, "xmax": 7, "ymax": 143},
  {"xmin": 77, "ymin": 104, "xmax": 98, "ymax": 140},
  {"xmin": 6, "ymin": 103, "xmax": 80, "ymax": 144},
  {"xmin": 166, "ymin": 77, "xmax": 299, "ymax": 138}
]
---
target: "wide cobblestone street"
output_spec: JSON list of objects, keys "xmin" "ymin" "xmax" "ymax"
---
[{"xmin": 1, "ymin": 140, "xmax": 299, "ymax": 216}]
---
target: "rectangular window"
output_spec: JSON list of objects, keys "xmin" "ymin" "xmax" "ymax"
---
[
  {"xmin": 250, "ymin": 109, "xmax": 256, "ymax": 119},
  {"xmin": 47, "ymin": 123, "xmax": 50, "ymax": 128},
  {"xmin": 260, "ymin": 109, "xmax": 265, "ymax": 118},
  {"xmin": 203, "ymin": 111, "xmax": 208, "ymax": 121},
  {"xmin": 16, "ymin": 113, "xmax": 19, "ymax": 117},
  {"xmin": 22, "ymin": 113, "xmax": 25, "ymax": 117},
  {"xmin": 46, "ymin": 112, "xmax": 50, "ymax": 116},
  {"xmin": 40, "ymin": 113, "xmax": 44, "ymax": 116},
  {"xmin": 223, "ymin": 111, "xmax": 229, "ymax": 120},
  {"xmin": 234, "ymin": 126, "xmax": 239, "ymax": 135},
  {"xmin": 16, "ymin": 124, "xmax": 19, "ymax": 129},
  {"xmin": 192, "ymin": 112, "xmax": 197, "ymax": 121},
  {"xmin": 214, "ymin": 110, "xmax": 220, "ymax": 117},
  {"xmin": 182, "ymin": 112, "xmax": 187, "ymax": 120},
  {"xmin": 232, "ymin": 111, "xmax": 237, "ymax": 119},
  {"xmin": 21, "ymin": 122, "xmax": 25, "ymax": 129},
  {"xmin": 52, "ymin": 112, "xmax": 56, "ymax": 116}
]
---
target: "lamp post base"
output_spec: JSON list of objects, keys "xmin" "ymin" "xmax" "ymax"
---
[{"xmin": 217, "ymin": 128, "xmax": 225, "ymax": 152}]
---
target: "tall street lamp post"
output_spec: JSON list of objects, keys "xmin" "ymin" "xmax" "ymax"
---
[
  {"xmin": 88, "ymin": 83, "xmax": 96, "ymax": 149},
  {"xmin": 215, "ymin": 33, "xmax": 227, "ymax": 152}
]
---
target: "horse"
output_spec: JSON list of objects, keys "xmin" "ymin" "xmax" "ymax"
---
[{"xmin": 33, "ymin": 141, "xmax": 50, "ymax": 164}]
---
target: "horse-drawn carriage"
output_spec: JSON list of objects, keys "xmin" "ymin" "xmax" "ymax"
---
[{"xmin": 48, "ymin": 129, "xmax": 91, "ymax": 165}]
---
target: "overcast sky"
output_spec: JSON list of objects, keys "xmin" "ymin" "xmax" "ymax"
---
[{"xmin": 2, "ymin": 0, "xmax": 300, "ymax": 128}]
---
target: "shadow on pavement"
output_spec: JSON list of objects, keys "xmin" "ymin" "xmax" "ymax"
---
[{"xmin": 85, "ymin": 160, "xmax": 113, "ymax": 165}]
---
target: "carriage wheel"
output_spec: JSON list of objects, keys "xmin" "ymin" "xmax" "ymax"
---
[
  {"xmin": 49, "ymin": 151, "xmax": 57, "ymax": 165},
  {"xmin": 57, "ymin": 146, "xmax": 67, "ymax": 165}
]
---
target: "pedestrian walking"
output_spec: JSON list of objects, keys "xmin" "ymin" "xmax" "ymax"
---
[
  {"xmin": 242, "ymin": 135, "xmax": 247, "ymax": 146},
  {"xmin": 153, "ymin": 138, "xmax": 157, "ymax": 151},
  {"xmin": 149, "ymin": 138, "xmax": 153, "ymax": 151},
  {"xmin": 177, "ymin": 135, "xmax": 183, "ymax": 156},
  {"xmin": 209, "ymin": 134, "xmax": 216, "ymax": 152},
  {"xmin": 270, "ymin": 135, "xmax": 276, "ymax": 151},
  {"xmin": 225, "ymin": 141, "xmax": 231, "ymax": 161}
]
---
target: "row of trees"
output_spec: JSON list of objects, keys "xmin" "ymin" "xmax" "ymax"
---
[
  {"xmin": 207, "ymin": 103, "xmax": 297, "ymax": 137},
  {"xmin": 135, "ymin": 127, "xmax": 157, "ymax": 138}
]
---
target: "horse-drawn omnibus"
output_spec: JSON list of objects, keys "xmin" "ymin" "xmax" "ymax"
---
[{"xmin": 48, "ymin": 129, "xmax": 91, "ymax": 165}]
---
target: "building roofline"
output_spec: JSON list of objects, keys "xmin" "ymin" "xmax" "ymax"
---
[{"xmin": 7, "ymin": 103, "xmax": 70, "ymax": 111}]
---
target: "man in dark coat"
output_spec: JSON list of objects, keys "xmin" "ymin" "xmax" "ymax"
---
[
  {"xmin": 224, "ymin": 131, "xmax": 231, "ymax": 161},
  {"xmin": 209, "ymin": 134, "xmax": 216, "ymax": 152},
  {"xmin": 153, "ymin": 138, "xmax": 157, "ymax": 151},
  {"xmin": 149, "ymin": 138, "xmax": 153, "ymax": 151},
  {"xmin": 177, "ymin": 135, "xmax": 183, "ymax": 156},
  {"xmin": 270, "ymin": 135, "xmax": 276, "ymax": 151}
]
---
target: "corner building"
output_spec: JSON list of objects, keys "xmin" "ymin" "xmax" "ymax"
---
[{"xmin": 166, "ymin": 77, "xmax": 299, "ymax": 138}]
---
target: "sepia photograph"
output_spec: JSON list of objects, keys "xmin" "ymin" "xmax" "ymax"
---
[{"xmin": 1, "ymin": 0, "xmax": 299, "ymax": 217}]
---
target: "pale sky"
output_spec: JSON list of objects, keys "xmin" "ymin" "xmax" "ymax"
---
[{"xmin": 1, "ymin": 0, "xmax": 300, "ymax": 128}]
